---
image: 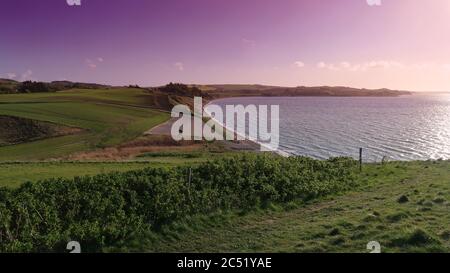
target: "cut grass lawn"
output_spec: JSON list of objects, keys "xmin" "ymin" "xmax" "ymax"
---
[
  {"xmin": 0, "ymin": 88, "xmax": 170, "ymax": 160},
  {"xmin": 114, "ymin": 160, "xmax": 450, "ymax": 253}
]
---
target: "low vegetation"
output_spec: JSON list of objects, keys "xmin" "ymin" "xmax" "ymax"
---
[
  {"xmin": 0, "ymin": 161, "xmax": 170, "ymax": 188},
  {"xmin": 0, "ymin": 148, "xmax": 236, "ymax": 188},
  {"xmin": 130, "ymin": 160, "xmax": 450, "ymax": 253},
  {"xmin": 0, "ymin": 155, "xmax": 356, "ymax": 252}
]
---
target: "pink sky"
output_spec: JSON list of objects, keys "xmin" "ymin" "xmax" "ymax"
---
[{"xmin": 1, "ymin": 0, "xmax": 450, "ymax": 91}]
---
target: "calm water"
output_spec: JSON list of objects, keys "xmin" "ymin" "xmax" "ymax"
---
[{"xmin": 211, "ymin": 94, "xmax": 450, "ymax": 161}]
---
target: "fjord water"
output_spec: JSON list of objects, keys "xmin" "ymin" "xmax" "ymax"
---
[{"xmin": 212, "ymin": 94, "xmax": 450, "ymax": 161}]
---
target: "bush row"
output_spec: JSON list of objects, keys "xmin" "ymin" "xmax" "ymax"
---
[{"xmin": 0, "ymin": 154, "xmax": 357, "ymax": 252}]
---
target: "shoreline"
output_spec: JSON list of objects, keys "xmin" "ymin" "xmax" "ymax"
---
[
  {"xmin": 204, "ymin": 100, "xmax": 290, "ymax": 157},
  {"xmin": 143, "ymin": 99, "xmax": 288, "ymax": 156}
]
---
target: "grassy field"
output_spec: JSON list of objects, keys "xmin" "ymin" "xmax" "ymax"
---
[
  {"xmin": 0, "ymin": 88, "xmax": 169, "ymax": 160},
  {"xmin": 0, "ymin": 150, "xmax": 241, "ymax": 188},
  {"xmin": 0, "ymin": 87, "xmax": 153, "ymax": 106},
  {"xmin": 0, "ymin": 161, "xmax": 169, "ymax": 188},
  {"xmin": 118, "ymin": 160, "xmax": 450, "ymax": 253},
  {"xmin": 0, "ymin": 86, "xmax": 244, "ymax": 187}
]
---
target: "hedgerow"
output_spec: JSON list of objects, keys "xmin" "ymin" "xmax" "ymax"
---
[{"xmin": 0, "ymin": 154, "xmax": 357, "ymax": 252}]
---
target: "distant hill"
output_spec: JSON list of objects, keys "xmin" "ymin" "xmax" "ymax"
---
[
  {"xmin": 0, "ymin": 79, "xmax": 20, "ymax": 93},
  {"xmin": 147, "ymin": 83, "xmax": 212, "ymax": 110},
  {"xmin": 50, "ymin": 81, "xmax": 109, "ymax": 90},
  {"xmin": 0, "ymin": 79, "xmax": 18, "ymax": 84},
  {"xmin": 201, "ymin": 84, "xmax": 412, "ymax": 98},
  {"xmin": 146, "ymin": 83, "xmax": 411, "ymax": 112},
  {"xmin": 0, "ymin": 79, "xmax": 109, "ymax": 94},
  {"xmin": 1, "ymin": 79, "xmax": 411, "ymax": 97},
  {"xmin": 1, "ymin": 79, "xmax": 411, "ymax": 108}
]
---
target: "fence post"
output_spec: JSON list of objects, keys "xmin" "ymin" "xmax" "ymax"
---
[
  {"xmin": 359, "ymin": 148, "xmax": 363, "ymax": 172},
  {"xmin": 187, "ymin": 168, "xmax": 193, "ymax": 205},
  {"xmin": 188, "ymin": 168, "xmax": 192, "ymax": 186}
]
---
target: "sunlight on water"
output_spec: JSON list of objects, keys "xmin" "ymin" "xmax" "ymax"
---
[{"xmin": 213, "ymin": 94, "xmax": 450, "ymax": 162}]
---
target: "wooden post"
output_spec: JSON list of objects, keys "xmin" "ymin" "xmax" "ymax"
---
[
  {"xmin": 187, "ymin": 168, "xmax": 193, "ymax": 204},
  {"xmin": 359, "ymin": 148, "xmax": 363, "ymax": 172},
  {"xmin": 188, "ymin": 168, "xmax": 192, "ymax": 186}
]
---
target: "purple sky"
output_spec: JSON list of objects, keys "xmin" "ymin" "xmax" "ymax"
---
[{"xmin": 1, "ymin": 0, "xmax": 450, "ymax": 91}]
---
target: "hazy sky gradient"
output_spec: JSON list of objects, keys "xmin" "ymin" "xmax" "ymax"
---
[{"xmin": 1, "ymin": 0, "xmax": 450, "ymax": 91}]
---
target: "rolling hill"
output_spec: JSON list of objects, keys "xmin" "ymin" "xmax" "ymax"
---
[
  {"xmin": 0, "ymin": 82, "xmax": 413, "ymax": 161},
  {"xmin": 0, "ymin": 87, "xmax": 170, "ymax": 161},
  {"xmin": 0, "ymin": 79, "xmax": 110, "ymax": 94},
  {"xmin": 0, "ymin": 82, "xmax": 447, "ymax": 254},
  {"xmin": 201, "ymin": 84, "xmax": 412, "ymax": 98}
]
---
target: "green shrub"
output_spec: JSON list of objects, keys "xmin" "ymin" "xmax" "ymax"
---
[{"xmin": 0, "ymin": 154, "xmax": 357, "ymax": 252}]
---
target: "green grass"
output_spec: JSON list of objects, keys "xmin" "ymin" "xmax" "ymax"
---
[
  {"xmin": 0, "ymin": 87, "xmax": 152, "ymax": 106},
  {"xmin": 0, "ymin": 162, "xmax": 162, "ymax": 188},
  {"xmin": 0, "ymin": 150, "xmax": 240, "ymax": 188},
  {"xmin": 0, "ymin": 88, "xmax": 169, "ymax": 160},
  {"xmin": 115, "ymin": 160, "xmax": 450, "ymax": 253}
]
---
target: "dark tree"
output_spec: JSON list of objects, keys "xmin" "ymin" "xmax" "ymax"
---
[
  {"xmin": 159, "ymin": 83, "xmax": 203, "ymax": 97},
  {"xmin": 18, "ymin": 81, "xmax": 51, "ymax": 93}
]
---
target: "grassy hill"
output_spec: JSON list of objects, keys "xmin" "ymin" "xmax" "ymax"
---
[
  {"xmin": 0, "ymin": 83, "xmax": 246, "ymax": 185},
  {"xmin": 118, "ymin": 160, "xmax": 450, "ymax": 253},
  {"xmin": 0, "ymin": 79, "xmax": 109, "ymax": 94},
  {"xmin": 0, "ymin": 79, "xmax": 19, "ymax": 93},
  {"xmin": 0, "ymin": 82, "xmax": 447, "ymax": 254},
  {"xmin": 0, "ymin": 155, "xmax": 448, "ymax": 253},
  {"xmin": 0, "ymin": 87, "xmax": 170, "ymax": 161},
  {"xmin": 201, "ymin": 84, "xmax": 411, "ymax": 98},
  {"xmin": 0, "ymin": 115, "xmax": 82, "ymax": 146},
  {"xmin": 0, "ymin": 155, "xmax": 359, "ymax": 252}
]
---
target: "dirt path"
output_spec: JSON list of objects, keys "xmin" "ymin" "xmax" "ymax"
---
[{"xmin": 144, "ymin": 117, "xmax": 177, "ymax": 136}]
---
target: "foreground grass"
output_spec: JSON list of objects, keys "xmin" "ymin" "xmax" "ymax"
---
[
  {"xmin": 118, "ymin": 160, "xmax": 450, "ymax": 253},
  {"xmin": 0, "ymin": 155, "xmax": 355, "ymax": 252}
]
